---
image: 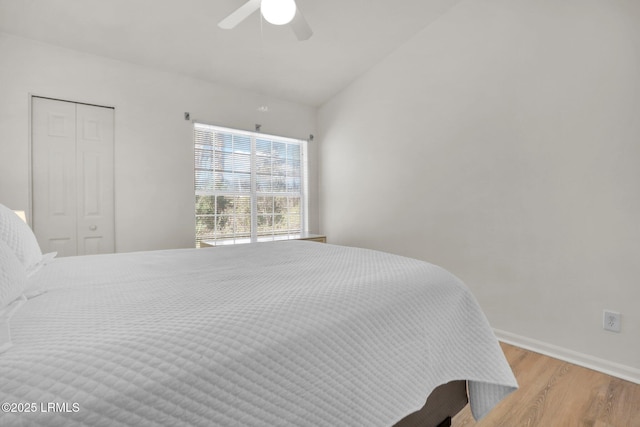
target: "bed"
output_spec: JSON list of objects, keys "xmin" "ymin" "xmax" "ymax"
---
[{"xmin": 0, "ymin": 205, "xmax": 517, "ymax": 427}]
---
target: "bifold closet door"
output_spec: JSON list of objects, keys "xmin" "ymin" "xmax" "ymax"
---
[{"xmin": 32, "ymin": 97, "xmax": 115, "ymax": 257}]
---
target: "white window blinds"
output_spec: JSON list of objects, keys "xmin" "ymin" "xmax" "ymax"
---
[{"xmin": 194, "ymin": 123, "xmax": 307, "ymax": 247}]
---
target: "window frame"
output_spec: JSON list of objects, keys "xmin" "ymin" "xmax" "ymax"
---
[{"xmin": 194, "ymin": 123, "xmax": 308, "ymax": 247}]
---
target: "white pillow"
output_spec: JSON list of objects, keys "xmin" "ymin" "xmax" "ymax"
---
[
  {"xmin": 0, "ymin": 239, "xmax": 27, "ymax": 308},
  {"xmin": 0, "ymin": 203, "xmax": 43, "ymax": 271}
]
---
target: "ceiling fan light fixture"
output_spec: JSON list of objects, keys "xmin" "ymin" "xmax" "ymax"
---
[{"xmin": 261, "ymin": 0, "xmax": 297, "ymax": 26}]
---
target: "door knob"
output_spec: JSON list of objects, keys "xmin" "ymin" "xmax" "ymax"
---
[{"xmin": 89, "ymin": 225, "xmax": 97, "ymax": 231}]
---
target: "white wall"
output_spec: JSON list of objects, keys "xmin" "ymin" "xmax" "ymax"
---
[
  {"xmin": 0, "ymin": 33, "xmax": 318, "ymax": 253},
  {"xmin": 318, "ymin": 0, "xmax": 640, "ymax": 379}
]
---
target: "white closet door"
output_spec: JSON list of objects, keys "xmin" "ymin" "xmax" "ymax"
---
[
  {"xmin": 76, "ymin": 103, "xmax": 115, "ymax": 255},
  {"xmin": 32, "ymin": 98, "xmax": 78, "ymax": 256},
  {"xmin": 32, "ymin": 97, "xmax": 115, "ymax": 257}
]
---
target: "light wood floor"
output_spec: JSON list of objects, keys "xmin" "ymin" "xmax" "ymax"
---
[{"xmin": 452, "ymin": 343, "xmax": 640, "ymax": 427}]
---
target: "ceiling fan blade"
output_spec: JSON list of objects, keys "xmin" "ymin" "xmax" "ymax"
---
[
  {"xmin": 290, "ymin": 7, "xmax": 313, "ymax": 41},
  {"xmin": 218, "ymin": 0, "xmax": 261, "ymax": 29}
]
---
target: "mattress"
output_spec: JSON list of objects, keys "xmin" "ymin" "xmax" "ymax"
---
[{"xmin": 0, "ymin": 241, "xmax": 517, "ymax": 426}]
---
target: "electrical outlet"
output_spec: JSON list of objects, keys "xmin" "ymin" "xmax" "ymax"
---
[{"xmin": 603, "ymin": 310, "xmax": 621, "ymax": 333}]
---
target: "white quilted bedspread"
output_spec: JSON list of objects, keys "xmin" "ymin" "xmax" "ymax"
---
[{"xmin": 1, "ymin": 241, "xmax": 517, "ymax": 426}]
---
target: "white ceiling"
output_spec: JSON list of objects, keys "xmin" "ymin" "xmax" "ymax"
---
[{"xmin": 0, "ymin": 0, "xmax": 461, "ymax": 107}]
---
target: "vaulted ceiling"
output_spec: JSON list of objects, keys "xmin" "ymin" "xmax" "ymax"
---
[{"xmin": 0, "ymin": 0, "xmax": 462, "ymax": 106}]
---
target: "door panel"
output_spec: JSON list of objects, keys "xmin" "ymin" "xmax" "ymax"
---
[
  {"xmin": 81, "ymin": 236, "xmax": 102, "ymax": 255},
  {"xmin": 76, "ymin": 103, "xmax": 115, "ymax": 255},
  {"xmin": 81, "ymin": 151, "xmax": 101, "ymax": 215},
  {"xmin": 48, "ymin": 151, "xmax": 68, "ymax": 215},
  {"xmin": 32, "ymin": 98, "xmax": 78, "ymax": 257}
]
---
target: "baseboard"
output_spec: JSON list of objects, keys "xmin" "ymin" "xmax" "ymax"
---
[{"xmin": 494, "ymin": 329, "xmax": 640, "ymax": 385}]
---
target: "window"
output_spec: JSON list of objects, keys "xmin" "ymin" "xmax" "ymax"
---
[{"xmin": 194, "ymin": 123, "xmax": 308, "ymax": 247}]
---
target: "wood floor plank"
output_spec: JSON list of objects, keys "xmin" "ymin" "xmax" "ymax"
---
[{"xmin": 451, "ymin": 343, "xmax": 640, "ymax": 427}]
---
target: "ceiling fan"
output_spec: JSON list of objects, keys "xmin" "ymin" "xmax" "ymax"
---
[{"xmin": 218, "ymin": 0, "xmax": 313, "ymax": 41}]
